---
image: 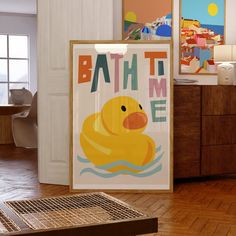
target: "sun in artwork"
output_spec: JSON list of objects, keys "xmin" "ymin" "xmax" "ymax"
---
[
  {"xmin": 208, "ymin": 3, "xmax": 219, "ymax": 16},
  {"xmin": 125, "ymin": 11, "xmax": 137, "ymax": 22}
]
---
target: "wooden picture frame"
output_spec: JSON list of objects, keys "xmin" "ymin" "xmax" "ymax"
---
[
  {"xmin": 70, "ymin": 40, "xmax": 173, "ymax": 192},
  {"xmin": 179, "ymin": 0, "xmax": 226, "ymax": 75},
  {"xmin": 122, "ymin": 0, "xmax": 173, "ymax": 41}
]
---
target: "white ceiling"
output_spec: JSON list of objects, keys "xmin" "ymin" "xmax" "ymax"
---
[{"xmin": 0, "ymin": 0, "xmax": 36, "ymax": 14}]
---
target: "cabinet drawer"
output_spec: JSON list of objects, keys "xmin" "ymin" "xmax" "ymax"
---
[
  {"xmin": 202, "ymin": 86, "xmax": 236, "ymax": 115},
  {"xmin": 174, "ymin": 116, "xmax": 200, "ymax": 178},
  {"xmin": 233, "ymin": 116, "xmax": 236, "ymax": 144},
  {"xmin": 175, "ymin": 160, "xmax": 200, "ymax": 179},
  {"xmin": 201, "ymin": 145, "xmax": 236, "ymax": 176},
  {"xmin": 174, "ymin": 85, "xmax": 201, "ymax": 117},
  {"xmin": 202, "ymin": 116, "xmax": 235, "ymax": 146}
]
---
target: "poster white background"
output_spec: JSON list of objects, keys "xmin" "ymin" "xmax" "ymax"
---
[{"xmin": 72, "ymin": 43, "xmax": 171, "ymax": 190}]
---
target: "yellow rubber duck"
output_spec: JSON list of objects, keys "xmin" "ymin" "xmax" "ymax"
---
[{"xmin": 80, "ymin": 96, "xmax": 155, "ymax": 173}]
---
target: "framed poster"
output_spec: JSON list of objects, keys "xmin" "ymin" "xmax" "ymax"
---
[
  {"xmin": 180, "ymin": 0, "xmax": 225, "ymax": 74},
  {"xmin": 70, "ymin": 41, "xmax": 173, "ymax": 192},
  {"xmin": 122, "ymin": 0, "xmax": 172, "ymax": 40}
]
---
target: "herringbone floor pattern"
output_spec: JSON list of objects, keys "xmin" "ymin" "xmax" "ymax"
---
[{"xmin": 0, "ymin": 145, "xmax": 235, "ymax": 236}]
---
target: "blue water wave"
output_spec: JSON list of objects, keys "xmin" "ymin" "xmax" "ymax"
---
[
  {"xmin": 156, "ymin": 145, "xmax": 162, "ymax": 153},
  {"xmin": 77, "ymin": 144, "xmax": 164, "ymax": 178},
  {"xmin": 80, "ymin": 164, "xmax": 162, "ymax": 178},
  {"xmin": 77, "ymin": 155, "xmax": 90, "ymax": 163},
  {"xmin": 96, "ymin": 152, "xmax": 163, "ymax": 171}
]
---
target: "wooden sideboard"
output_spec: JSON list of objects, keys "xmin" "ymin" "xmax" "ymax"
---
[{"xmin": 174, "ymin": 85, "xmax": 236, "ymax": 178}]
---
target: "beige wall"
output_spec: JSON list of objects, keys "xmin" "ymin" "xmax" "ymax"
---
[{"xmin": 113, "ymin": 0, "xmax": 236, "ymax": 85}]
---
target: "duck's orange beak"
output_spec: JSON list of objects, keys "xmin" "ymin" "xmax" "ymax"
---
[{"xmin": 123, "ymin": 112, "xmax": 148, "ymax": 130}]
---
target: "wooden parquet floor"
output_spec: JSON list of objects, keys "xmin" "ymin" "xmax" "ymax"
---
[{"xmin": 0, "ymin": 145, "xmax": 236, "ymax": 236}]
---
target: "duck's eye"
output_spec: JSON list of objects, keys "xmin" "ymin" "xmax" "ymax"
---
[
  {"xmin": 121, "ymin": 105, "xmax": 126, "ymax": 112},
  {"xmin": 139, "ymin": 104, "xmax": 143, "ymax": 110}
]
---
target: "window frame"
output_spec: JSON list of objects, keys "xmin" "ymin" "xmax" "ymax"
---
[{"xmin": 0, "ymin": 34, "xmax": 30, "ymax": 103}]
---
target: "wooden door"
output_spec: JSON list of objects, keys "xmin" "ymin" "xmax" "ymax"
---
[{"xmin": 37, "ymin": 0, "xmax": 113, "ymax": 184}]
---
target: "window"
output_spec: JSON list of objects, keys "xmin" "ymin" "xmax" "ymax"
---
[{"xmin": 0, "ymin": 35, "xmax": 29, "ymax": 104}]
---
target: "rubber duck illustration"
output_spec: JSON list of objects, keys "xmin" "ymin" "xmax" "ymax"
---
[{"xmin": 80, "ymin": 96, "xmax": 155, "ymax": 173}]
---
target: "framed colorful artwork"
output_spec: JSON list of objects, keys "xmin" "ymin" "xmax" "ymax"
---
[
  {"xmin": 180, "ymin": 0, "xmax": 225, "ymax": 74},
  {"xmin": 122, "ymin": 0, "xmax": 173, "ymax": 40},
  {"xmin": 70, "ymin": 40, "xmax": 173, "ymax": 192}
]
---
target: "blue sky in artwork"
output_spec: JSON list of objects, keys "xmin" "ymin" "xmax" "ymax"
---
[{"xmin": 182, "ymin": 0, "xmax": 224, "ymax": 26}]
